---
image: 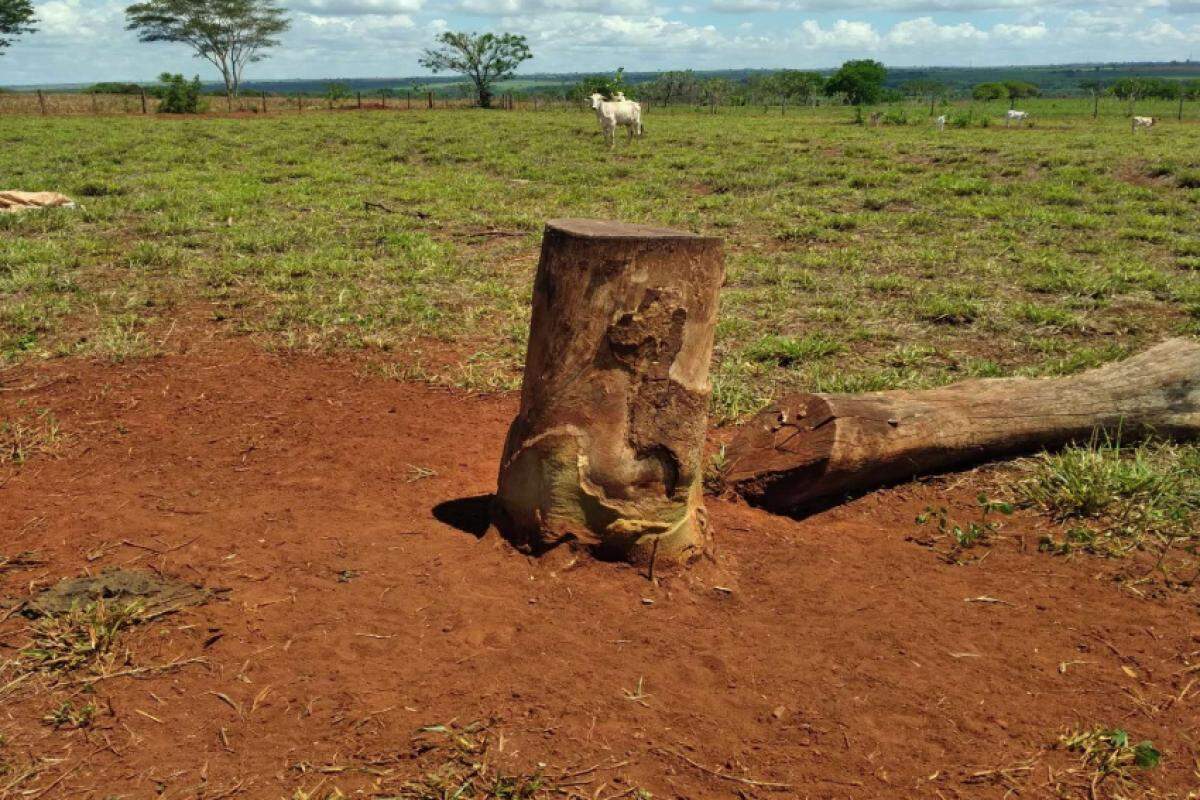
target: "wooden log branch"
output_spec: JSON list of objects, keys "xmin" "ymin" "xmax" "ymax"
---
[
  {"xmin": 724, "ymin": 338, "xmax": 1200, "ymax": 513},
  {"xmin": 495, "ymin": 219, "xmax": 724, "ymax": 563}
]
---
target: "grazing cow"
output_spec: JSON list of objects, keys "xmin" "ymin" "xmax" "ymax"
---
[
  {"xmin": 935, "ymin": 114, "xmax": 947, "ymax": 132},
  {"xmin": 1005, "ymin": 109, "xmax": 1028, "ymax": 126},
  {"xmin": 868, "ymin": 111, "xmax": 882, "ymax": 127},
  {"xmin": 590, "ymin": 92, "xmax": 643, "ymax": 148},
  {"xmin": 1132, "ymin": 116, "xmax": 1155, "ymax": 132}
]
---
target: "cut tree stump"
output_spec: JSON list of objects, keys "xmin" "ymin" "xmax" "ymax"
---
[
  {"xmin": 495, "ymin": 219, "xmax": 724, "ymax": 563},
  {"xmin": 724, "ymin": 338, "xmax": 1200, "ymax": 513}
]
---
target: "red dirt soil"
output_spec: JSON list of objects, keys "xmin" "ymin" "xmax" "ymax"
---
[{"xmin": 2, "ymin": 341, "xmax": 1198, "ymax": 799}]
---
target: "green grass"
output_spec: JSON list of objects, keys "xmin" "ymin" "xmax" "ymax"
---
[
  {"xmin": 1020, "ymin": 438, "xmax": 1200, "ymax": 558},
  {"xmin": 1, "ymin": 99, "xmax": 1198, "ymax": 422}
]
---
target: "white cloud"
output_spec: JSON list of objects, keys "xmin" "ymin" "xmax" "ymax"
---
[
  {"xmin": 291, "ymin": 0, "xmax": 422, "ymax": 15},
  {"xmin": 886, "ymin": 16, "xmax": 986, "ymax": 45},
  {"xmin": 457, "ymin": 0, "xmax": 657, "ymax": 14},
  {"xmin": 991, "ymin": 21, "xmax": 1048, "ymax": 39},
  {"xmin": 794, "ymin": 18, "xmax": 881, "ymax": 48}
]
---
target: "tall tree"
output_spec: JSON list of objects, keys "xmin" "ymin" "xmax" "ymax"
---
[
  {"xmin": 901, "ymin": 78, "xmax": 948, "ymax": 115},
  {"xmin": 824, "ymin": 59, "xmax": 887, "ymax": 106},
  {"xmin": 774, "ymin": 70, "xmax": 824, "ymax": 107},
  {"xmin": 418, "ymin": 32, "xmax": 531, "ymax": 110},
  {"xmin": 125, "ymin": 0, "xmax": 290, "ymax": 107},
  {"xmin": 0, "ymin": 0, "xmax": 36, "ymax": 54}
]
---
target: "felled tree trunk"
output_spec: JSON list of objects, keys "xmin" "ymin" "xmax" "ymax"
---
[
  {"xmin": 495, "ymin": 219, "xmax": 724, "ymax": 563},
  {"xmin": 724, "ymin": 339, "xmax": 1200, "ymax": 514}
]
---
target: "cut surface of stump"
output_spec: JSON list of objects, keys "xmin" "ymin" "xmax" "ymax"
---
[
  {"xmin": 725, "ymin": 338, "xmax": 1200, "ymax": 513},
  {"xmin": 495, "ymin": 219, "xmax": 724, "ymax": 563}
]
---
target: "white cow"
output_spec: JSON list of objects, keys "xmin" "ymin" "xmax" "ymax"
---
[
  {"xmin": 590, "ymin": 92, "xmax": 643, "ymax": 148},
  {"xmin": 1132, "ymin": 116, "xmax": 1155, "ymax": 132},
  {"xmin": 935, "ymin": 114, "xmax": 947, "ymax": 132},
  {"xmin": 1005, "ymin": 109, "xmax": 1029, "ymax": 126}
]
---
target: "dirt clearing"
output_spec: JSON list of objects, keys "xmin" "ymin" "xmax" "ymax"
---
[{"xmin": 2, "ymin": 342, "xmax": 1198, "ymax": 798}]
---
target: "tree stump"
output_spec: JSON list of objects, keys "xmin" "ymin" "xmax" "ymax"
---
[
  {"xmin": 495, "ymin": 219, "xmax": 724, "ymax": 564},
  {"xmin": 724, "ymin": 338, "xmax": 1200, "ymax": 513}
]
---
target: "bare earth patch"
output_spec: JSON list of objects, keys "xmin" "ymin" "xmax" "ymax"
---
[{"xmin": 1, "ymin": 341, "xmax": 1198, "ymax": 798}]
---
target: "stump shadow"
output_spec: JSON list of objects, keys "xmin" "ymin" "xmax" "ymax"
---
[{"xmin": 432, "ymin": 494, "xmax": 494, "ymax": 539}]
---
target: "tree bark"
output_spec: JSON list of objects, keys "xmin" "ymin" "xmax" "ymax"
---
[
  {"xmin": 724, "ymin": 339, "xmax": 1200, "ymax": 514},
  {"xmin": 495, "ymin": 219, "xmax": 724, "ymax": 564}
]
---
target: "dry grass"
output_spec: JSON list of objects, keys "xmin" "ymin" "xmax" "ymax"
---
[{"xmin": 291, "ymin": 721, "xmax": 649, "ymax": 800}]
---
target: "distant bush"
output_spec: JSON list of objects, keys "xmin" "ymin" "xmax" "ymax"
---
[
  {"xmin": 85, "ymin": 82, "xmax": 144, "ymax": 95},
  {"xmin": 949, "ymin": 110, "xmax": 973, "ymax": 128},
  {"xmin": 155, "ymin": 73, "xmax": 204, "ymax": 114}
]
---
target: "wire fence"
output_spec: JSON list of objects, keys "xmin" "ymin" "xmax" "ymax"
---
[
  {"xmin": 0, "ymin": 90, "xmax": 603, "ymax": 116},
  {"xmin": 1, "ymin": 90, "xmax": 1195, "ymax": 122}
]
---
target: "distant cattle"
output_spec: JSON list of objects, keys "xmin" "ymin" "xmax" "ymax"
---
[
  {"xmin": 1005, "ymin": 110, "xmax": 1029, "ymax": 126},
  {"xmin": 1132, "ymin": 116, "xmax": 1155, "ymax": 132},
  {"xmin": 935, "ymin": 115, "xmax": 947, "ymax": 132},
  {"xmin": 590, "ymin": 92, "xmax": 643, "ymax": 148}
]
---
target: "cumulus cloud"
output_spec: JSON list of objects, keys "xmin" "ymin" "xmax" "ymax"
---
[
  {"xmin": 291, "ymin": 0, "xmax": 422, "ymax": 15},
  {"xmin": 886, "ymin": 16, "xmax": 986, "ymax": 44}
]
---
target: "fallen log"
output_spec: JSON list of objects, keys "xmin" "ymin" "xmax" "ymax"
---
[{"xmin": 723, "ymin": 338, "xmax": 1200, "ymax": 513}]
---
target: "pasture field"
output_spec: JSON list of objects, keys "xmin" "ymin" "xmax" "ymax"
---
[
  {"xmin": 2, "ymin": 98, "xmax": 1199, "ymax": 420},
  {"xmin": 2, "ymin": 99, "xmax": 1200, "ymax": 799}
]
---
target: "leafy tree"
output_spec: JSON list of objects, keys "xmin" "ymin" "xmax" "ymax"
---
[
  {"xmin": 701, "ymin": 77, "xmax": 736, "ymax": 107},
  {"xmin": 644, "ymin": 70, "xmax": 700, "ymax": 105},
  {"xmin": 902, "ymin": 78, "xmax": 948, "ymax": 114},
  {"xmin": 153, "ymin": 72, "xmax": 203, "ymax": 113},
  {"xmin": 86, "ymin": 82, "xmax": 145, "ymax": 94},
  {"xmin": 774, "ymin": 70, "xmax": 824, "ymax": 106},
  {"xmin": 1002, "ymin": 80, "xmax": 1040, "ymax": 101},
  {"xmin": 324, "ymin": 81, "xmax": 351, "ymax": 107},
  {"xmin": 125, "ymin": 0, "xmax": 290, "ymax": 107},
  {"xmin": 824, "ymin": 60, "xmax": 887, "ymax": 106},
  {"xmin": 0, "ymin": 0, "xmax": 36, "ymax": 53},
  {"xmin": 418, "ymin": 32, "xmax": 531, "ymax": 109},
  {"xmin": 1108, "ymin": 76, "xmax": 1177, "ymax": 114},
  {"xmin": 971, "ymin": 82, "xmax": 1006, "ymax": 101},
  {"xmin": 570, "ymin": 67, "xmax": 633, "ymax": 102}
]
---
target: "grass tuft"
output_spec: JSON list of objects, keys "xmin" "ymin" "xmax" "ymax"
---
[
  {"xmin": 20, "ymin": 599, "xmax": 146, "ymax": 675},
  {"xmin": 1020, "ymin": 437, "xmax": 1199, "ymax": 558}
]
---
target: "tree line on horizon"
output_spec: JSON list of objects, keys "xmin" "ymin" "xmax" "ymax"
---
[{"xmin": 4, "ymin": 0, "xmax": 1200, "ymax": 115}]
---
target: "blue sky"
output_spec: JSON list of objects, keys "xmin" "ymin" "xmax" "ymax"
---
[{"xmin": 2, "ymin": 0, "xmax": 1198, "ymax": 85}]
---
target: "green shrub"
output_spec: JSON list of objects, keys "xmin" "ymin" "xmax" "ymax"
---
[{"xmin": 154, "ymin": 73, "xmax": 203, "ymax": 114}]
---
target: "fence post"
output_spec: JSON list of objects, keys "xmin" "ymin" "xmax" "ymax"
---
[
  {"xmin": 261, "ymin": 91, "xmax": 267, "ymax": 113},
  {"xmin": 141, "ymin": 88, "xmax": 148, "ymax": 114},
  {"xmin": 37, "ymin": 90, "xmax": 47, "ymax": 115},
  {"xmin": 407, "ymin": 91, "xmax": 411, "ymax": 109},
  {"xmin": 1179, "ymin": 93, "xmax": 1185, "ymax": 122},
  {"xmin": 357, "ymin": 91, "xmax": 362, "ymax": 110},
  {"xmin": 298, "ymin": 94, "xmax": 303, "ymax": 112},
  {"xmin": 427, "ymin": 91, "xmax": 433, "ymax": 109}
]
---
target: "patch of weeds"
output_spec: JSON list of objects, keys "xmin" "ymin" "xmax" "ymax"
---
[
  {"xmin": 42, "ymin": 700, "xmax": 95, "ymax": 730},
  {"xmin": 914, "ymin": 494, "xmax": 1013, "ymax": 564},
  {"xmin": 20, "ymin": 599, "xmax": 146, "ymax": 674},
  {"xmin": 1058, "ymin": 727, "xmax": 1160, "ymax": 798},
  {"xmin": 91, "ymin": 315, "xmax": 153, "ymax": 363},
  {"xmin": 1021, "ymin": 438, "xmax": 1198, "ymax": 558},
  {"xmin": 743, "ymin": 333, "xmax": 843, "ymax": 367},
  {"xmin": 915, "ymin": 294, "xmax": 982, "ymax": 325},
  {"xmin": 0, "ymin": 410, "xmax": 65, "ymax": 465}
]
